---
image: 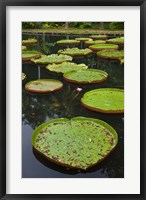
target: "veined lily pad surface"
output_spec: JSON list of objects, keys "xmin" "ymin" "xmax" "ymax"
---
[
  {"xmin": 22, "ymin": 73, "xmax": 26, "ymax": 81},
  {"xmin": 85, "ymin": 40, "xmax": 106, "ymax": 45},
  {"xmin": 63, "ymin": 69, "xmax": 108, "ymax": 84},
  {"xmin": 32, "ymin": 116, "xmax": 118, "ymax": 170},
  {"xmin": 22, "ymin": 46, "xmax": 27, "ymax": 51},
  {"xmin": 89, "ymin": 44, "xmax": 118, "ymax": 51},
  {"xmin": 97, "ymin": 50, "xmax": 124, "ymax": 60},
  {"xmin": 22, "ymin": 38, "xmax": 37, "ymax": 45},
  {"xmin": 56, "ymin": 39, "xmax": 80, "ymax": 45},
  {"xmin": 22, "ymin": 51, "xmax": 42, "ymax": 61},
  {"xmin": 106, "ymin": 37, "xmax": 124, "ymax": 45},
  {"xmin": 46, "ymin": 62, "xmax": 88, "ymax": 74},
  {"xmin": 58, "ymin": 48, "xmax": 93, "ymax": 57},
  {"xmin": 25, "ymin": 79, "xmax": 63, "ymax": 94},
  {"xmin": 89, "ymin": 35, "xmax": 108, "ymax": 40},
  {"xmin": 75, "ymin": 37, "xmax": 90, "ymax": 41},
  {"xmin": 31, "ymin": 54, "xmax": 73, "ymax": 65},
  {"xmin": 81, "ymin": 88, "xmax": 124, "ymax": 114}
]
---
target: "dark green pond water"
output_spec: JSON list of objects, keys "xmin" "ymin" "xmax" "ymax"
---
[{"xmin": 22, "ymin": 33, "xmax": 124, "ymax": 178}]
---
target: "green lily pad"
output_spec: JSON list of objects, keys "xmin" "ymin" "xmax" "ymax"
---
[
  {"xmin": 22, "ymin": 38, "xmax": 37, "ymax": 45},
  {"xmin": 56, "ymin": 39, "xmax": 80, "ymax": 45},
  {"xmin": 58, "ymin": 48, "xmax": 93, "ymax": 57},
  {"xmin": 22, "ymin": 73, "xmax": 26, "ymax": 81},
  {"xmin": 25, "ymin": 79, "xmax": 63, "ymax": 94},
  {"xmin": 97, "ymin": 50, "xmax": 124, "ymax": 60},
  {"xmin": 32, "ymin": 116, "xmax": 118, "ymax": 170},
  {"xmin": 31, "ymin": 54, "xmax": 73, "ymax": 65},
  {"xmin": 22, "ymin": 51, "xmax": 42, "ymax": 62},
  {"xmin": 63, "ymin": 69, "xmax": 108, "ymax": 84},
  {"xmin": 89, "ymin": 35, "xmax": 108, "ymax": 40},
  {"xmin": 22, "ymin": 46, "xmax": 27, "ymax": 51},
  {"xmin": 106, "ymin": 37, "xmax": 124, "ymax": 45},
  {"xmin": 46, "ymin": 62, "xmax": 88, "ymax": 74},
  {"xmin": 89, "ymin": 44, "xmax": 118, "ymax": 51},
  {"xmin": 75, "ymin": 37, "xmax": 90, "ymax": 41},
  {"xmin": 85, "ymin": 40, "xmax": 106, "ymax": 45},
  {"xmin": 81, "ymin": 88, "xmax": 124, "ymax": 114}
]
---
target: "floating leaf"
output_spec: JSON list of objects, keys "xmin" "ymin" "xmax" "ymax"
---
[
  {"xmin": 22, "ymin": 38, "xmax": 37, "ymax": 45},
  {"xmin": 22, "ymin": 72, "xmax": 26, "ymax": 81},
  {"xmin": 85, "ymin": 40, "xmax": 106, "ymax": 45},
  {"xmin": 46, "ymin": 62, "xmax": 88, "ymax": 74},
  {"xmin": 63, "ymin": 69, "xmax": 108, "ymax": 84},
  {"xmin": 56, "ymin": 39, "xmax": 80, "ymax": 45},
  {"xmin": 25, "ymin": 79, "xmax": 63, "ymax": 94},
  {"xmin": 58, "ymin": 48, "xmax": 93, "ymax": 57},
  {"xmin": 106, "ymin": 37, "xmax": 124, "ymax": 45},
  {"xmin": 75, "ymin": 37, "xmax": 90, "ymax": 41},
  {"xmin": 22, "ymin": 46, "xmax": 27, "ymax": 51},
  {"xmin": 32, "ymin": 116, "xmax": 118, "ymax": 170},
  {"xmin": 89, "ymin": 44, "xmax": 118, "ymax": 51},
  {"xmin": 97, "ymin": 50, "xmax": 124, "ymax": 60},
  {"xmin": 89, "ymin": 35, "xmax": 108, "ymax": 40},
  {"xmin": 22, "ymin": 51, "xmax": 42, "ymax": 61},
  {"xmin": 81, "ymin": 88, "xmax": 124, "ymax": 114}
]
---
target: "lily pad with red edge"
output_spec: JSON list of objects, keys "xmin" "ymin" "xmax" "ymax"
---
[
  {"xmin": 81, "ymin": 88, "xmax": 124, "ymax": 114},
  {"xmin": 89, "ymin": 35, "xmax": 108, "ymax": 40},
  {"xmin": 25, "ymin": 79, "xmax": 63, "ymax": 94},
  {"xmin": 22, "ymin": 38, "xmax": 37, "ymax": 45},
  {"xmin": 85, "ymin": 40, "xmax": 106, "ymax": 46},
  {"xmin": 63, "ymin": 69, "xmax": 108, "ymax": 84},
  {"xmin": 31, "ymin": 54, "xmax": 73, "ymax": 65},
  {"xmin": 58, "ymin": 48, "xmax": 93, "ymax": 57},
  {"xmin": 22, "ymin": 51, "xmax": 42, "ymax": 62},
  {"xmin": 96, "ymin": 50, "xmax": 124, "ymax": 60},
  {"xmin": 46, "ymin": 62, "xmax": 88, "ymax": 74},
  {"xmin": 89, "ymin": 44, "xmax": 118, "ymax": 51},
  {"xmin": 75, "ymin": 37, "xmax": 90, "ymax": 41},
  {"xmin": 56, "ymin": 39, "xmax": 80, "ymax": 45},
  {"xmin": 32, "ymin": 116, "xmax": 118, "ymax": 170}
]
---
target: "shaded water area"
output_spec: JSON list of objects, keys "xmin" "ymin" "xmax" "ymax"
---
[{"xmin": 22, "ymin": 33, "xmax": 124, "ymax": 178}]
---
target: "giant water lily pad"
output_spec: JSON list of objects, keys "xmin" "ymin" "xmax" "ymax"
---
[
  {"xmin": 97, "ymin": 50, "xmax": 124, "ymax": 60},
  {"xmin": 22, "ymin": 46, "xmax": 27, "ymax": 51},
  {"xmin": 22, "ymin": 73, "xmax": 26, "ymax": 81},
  {"xmin": 81, "ymin": 88, "xmax": 124, "ymax": 114},
  {"xmin": 22, "ymin": 38, "xmax": 37, "ymax": 45},
  {"xmin": 22, "ymin": 51, "xmax": 42, "ymax": 62},
  {"xmin": 58, "ymin": 48, "xmax": 92, "ymax": 57},
  {"xmin": 56, "ymin": 39, "xmax": 80, "ymax": 45},
  {"xmin": 89, "ymin": 44, "xmax": 118, "ymax": 51},
  {"xmin": 89, "ymin": 35, "xmax": 108, "ymax": 40},
  {"xmin": 32, "ymin": 116, "xmax": 118, "ymax": 170},
  {"xmin": 25, "ymin": 79, "xmax": 63, "ymax": 94},
  {"xmin": 46, "ymin": 62, "xmax": 88, "ymax": 74},
  {"xmin": 31, "ymin": 54, "xmax": 73, "ymax": 65},
  {"xmin": 75, "ymin": 37, "xmax": 90, "ymax": 41},
  {"xmin": 85, "ymin": 40, "xmax": 106, "ymax": 46},
  {"xmin": 63, "ymin": 69, "xmax": 108, "ymax": 84},
  {"xmin": 106, "ymin": 37, "xmax": 124, "ymax": 45}
]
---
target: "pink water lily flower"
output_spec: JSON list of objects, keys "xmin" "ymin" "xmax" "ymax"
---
[{"xmin": 76, "ymin": 87, "xmax": 82, "ymax": 92}]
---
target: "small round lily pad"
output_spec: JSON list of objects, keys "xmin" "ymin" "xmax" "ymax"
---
[
  {"xmin": 56, "ymin": 39, "xmax": 80, "ymax": 45},
  {"xmin": 22, "ymin": 51, "xmax": 42, "ymax": 63},
  {"xmin": 25, "ymin": 79, "xmax": 63, "ymax": 94},
  {"xmin": 89, "ymin": 35, "xmax": 108, "ymax": 40},
  {"xmin": 97, "ymin": 50, "xmax": 124, "ymax": 60},
  {"xmin": 31, "ymin": 54, "xmax": 73, "ymax": 65},
  {"xmin": 75, "ymin": 37, "xmax": 90, "ymax": 41},
  {"xmin": 81, "ymin": 88, "xmax": 124, "ymax": 114},
  {"xmin": 32, "ymin": 116, "xmax": 118, "ymax": 170},
  {"xmin": 106, "ymin": 37, "xmax": 124, "ymax": 45},
  {"xmin": 89, "ymin": 44, "xmax": 118, "ymax": 51},
  {"xmin": 22, "ymin": 38, "xmax": 37, "ymax": 45},
  {"xmin": 46, "ymin": 62, "xmax": 88, "ymax": 74},
  {"xmin": 58, "ymin": 48, "xmax": 93, "ymax": 57},
  {"xmin": 22, "ymin": 46, "xmax": 27, "ymax": 51},
  {"xmin": 22, "ymin": 73, "xmax": 26, "ymax": 81},
  {"xmin": 85, "ymin": 40, "xmax": 106, "ymax": 45},
  {"xmin": 63, "ymin": 69, "xmax": 108, "ymax": 84}
]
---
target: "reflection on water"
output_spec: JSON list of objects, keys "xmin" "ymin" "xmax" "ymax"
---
[{"xmin": 22, "ymin": 33, "xmax": 124, "ymax": 178}]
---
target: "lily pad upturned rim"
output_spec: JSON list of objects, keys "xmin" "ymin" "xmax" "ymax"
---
[
  {"xmin": 22, "ymin": 72, "xmax": 26, "ymax": 81},
  {"xmin": 46, "ymin": 62, "xmax": 88, "ymax": 74},
  {"xmin": 89, "ymin": 35, "xmax": 108, "ymax": 40},
  {"xmin": 32, "ymin": 116, "xmax": 118, "ymax": 170},
  {"xmin": 81, "ymin": 88, "xmax": 124, "ymax": 114},
  {"xmin": 96, "ymin": 50, "xmax": 124, "ymax": 60},
  {"xmin": 63, "ymin": 69, "xmax": 108, "ymax": 84},
  {"xmin": 58, "ymin": 48, "xmax": 93, "ymax": 57},
  {"xmin": 75, "ymin": 37, "xmax": 91, "ymax": 41},
  {"xmin": 25, "ymin": 79, "xmax": 63, "ymax": 94},
  {"xmin": 56, "ymin": 39, "xmax": 80, "ymax": 45},
  {"xmin": 22, "ymin": 51, "xmax": 42, "ymax": 61},
  {"xmin": 85, "ymin": 40, "xmax": 106, "ymax": 45},
  {"xmin": 22, "ymin": 46, "xmax": 27, "ymax": 51},
  {"xmin": 106, "ymin": 37, "xmax": 124, "ymax": 45},
  {"xmin": 89, "ymin": 44, "xmax": 119, "ymax": 51},
  {"xmin": 22, "ymin": 38, "xmax": 38, "ymax": 45}
]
